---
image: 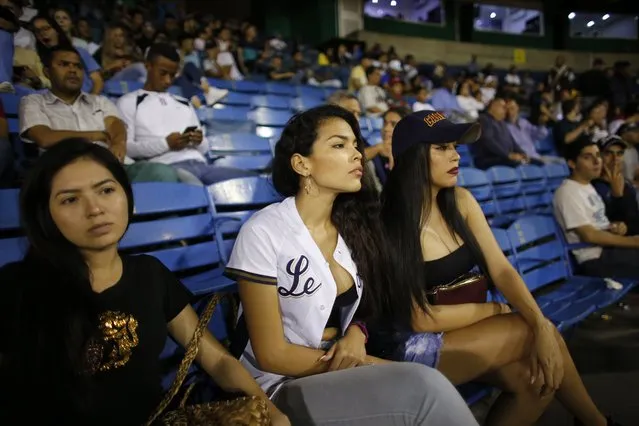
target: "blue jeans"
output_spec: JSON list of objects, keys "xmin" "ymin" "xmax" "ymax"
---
[{"xmin": 171, "ymin": 160, "xmax": 256, "ymax": 185}]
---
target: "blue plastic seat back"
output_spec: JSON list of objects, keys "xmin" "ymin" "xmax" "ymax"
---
[
  {"xmin": 197, "ymin": 106, "xmax": 251, "ymax": 123},
  {"xmin": 487, "ymin": 166, "xmax": 521, "ymax": 198},
  {"xmin": 507, "ymin": 216, "xmax": 568, "ymax": 292},
  {"xmin": 544, "ymin": 163, "xmax": 569, "ymax": 188},
  {"xmin": 208, "ymin": 133, "xmax": 272, "ymax": 155},
  {"xmin": 0, "ymin": 92, "xmax": 20, "ymax": 116},
  {"xmin": 290, "ymin": 96, "xmax": 324, "ymax": 112},
  {"xmin": 522, "ymin": 193, "xmax": 547, "ymax": 210},
  {"xmin": 265, "ymin": 82, "xmax": 297, "ymax": 97},
  {"xmin": 103, "ymin": 80, "xmax": 143, "ymax": 97},
  {"xmin": 207, "ymin": 78, "xmax": 235, "ymax": 91},
  {"xmin": 517, "ymin": 164, "xmax": 546, "ymax": 194},
  {"xmin": 251, "ymin": 95, "xmax": 291, "ymax": 110},
  {"xmin": 0, "ymin": 237, "xmax": 28, "ymax": 267},
  {"xmin": 297, "ymin": 85, "xmax": 326, "ymax": 100},
  {"xmin": 0, "ymin": 188, "xmax": 20, "ymax": 231},
  {"xmin": 167, "ymin": 86, "xmax": 183, "ymax": 97},
  {"xmin": 7, "ymin": 117, "xmax": 19, "ymax": 134},
  {"xmin": 458, "ymin": 168, "xmax": 492, "ymax": 202},
  {"xmin": 250, "ymin": 108, "xmax": 292, "ymax": 127},
  {"xmin": 119, "ymin": 183, "xmax": 227, "ymax": 295},
  {"xmin": 219, "ymin": 91, "xmax": 252, "ymax": 107},
  {"xmin": 496, "ymin": 195, "xmax": 525, "ymax": 215},
  {"xmin": 457, "ymin": 145, "xmax": 474, "ymax": 167},
  {"xmin": 213, "ymin": 155, "xmax": 272, "ymax": 172},
  {"xmin": 536, "ymin": 130, "xmax": 556, "ymax": 155},
  {"xmin": 208, "ymin": 177, "xmax": 282, "ymax": 238},
  {"xmin": 234, "ymin": 80, "xmax": 264, "ymax": 94}
]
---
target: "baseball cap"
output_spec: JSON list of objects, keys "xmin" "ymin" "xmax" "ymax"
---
[
  {"xmin": 389, "ymin": 59, "xmax": 402, "ymax": 72},
  {"xmin": 391, "ymin": 110, "xmax": 481, "ymax": 159},
  {"xmin": 617, "ymin": 122, "xmax": 639, "ymax": 136},
  {"xmin": 564, "ymin": 135, "xmax": 597, "ymax": 162},
  {"xmin": 598, "ymin": 135, "xmax": 628, "ymax": 152}
]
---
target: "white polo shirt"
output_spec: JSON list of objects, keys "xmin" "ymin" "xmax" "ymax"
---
[
  {"xmin": 116, "ymin": 89, "xmax": 207, "ymax": 165},
  {"xmin": 225, "ymin": 197, "xmax": 363, "ymax": 396},
  {"xmin": 553, "ymin": 179, "xmax": 610, "ymax": 263}
]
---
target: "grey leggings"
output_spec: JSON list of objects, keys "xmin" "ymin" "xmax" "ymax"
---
[{"xmin": 272, "ymin": 363, "xmax": 478, "ymax": 426}]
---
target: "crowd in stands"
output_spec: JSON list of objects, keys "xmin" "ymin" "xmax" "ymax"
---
[{"xmin": 1, "ymin": 0, "xmax": 639, "ymax": 425}]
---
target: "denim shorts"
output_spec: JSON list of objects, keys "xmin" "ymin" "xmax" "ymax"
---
[{"xmin": 394, "ymin": 331, "xmax": 445, "ymax": 369}]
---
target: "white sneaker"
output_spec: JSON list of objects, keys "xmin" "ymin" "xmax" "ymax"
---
[
  {"xmin": 204, "ymin": 87, "xmax": 229, "ymax": 106},
  {"xmin": 604, "ymin": 278, "xmax": 624, "ymax": 291},
  {"xmin": 0, "ymin": 82, "xmax": 15, "ymax": 93}
]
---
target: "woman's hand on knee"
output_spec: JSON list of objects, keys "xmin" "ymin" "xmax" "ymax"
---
[
  {"xmin": 531, "ymin": 320, "xmax": 565, "ymax": 396},
  {"xmin": 320, "ymin": 332, "xmax": 368, "ymax": 371}
]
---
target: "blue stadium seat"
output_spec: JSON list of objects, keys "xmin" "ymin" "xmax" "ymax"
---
[
  {"xmin": 265, "ymin": 82, "xmax": 297, "ymax": 97},
  {"xmin": 457, "ymin": 144, "xmax": 474, "ymax": 167},
  {"xmin": 0, "ymin": 92, "xmax": 20, "ymax": 116},
  {"xmin": 218, "ymin": 91, "xmax": 252, "ymax": 107},
  {"xmin": 0, "ymin": 188, "xmax": 20, "ymax": 231},
  {"xmin": 458, "ymin": 168, "xmax": 497, "ymax": 218},
  {"xmin": 297, "ymin": 85, "xmax": 326, "ymax": 100},
  {"xmin": 197, "ymin": 106, "xmax": 254, "ymax": 133},
  {"xmin": 487, "ymin": 166, "xmax": 521, "ymax": 198},
  {"xmin": 507, "ymin": 216, "xmax": 600, "ymax": 330},
  {"xmin": 536, "ymin": 129, "xmax": 557, "ymax": 156},
  {"xmin": 7, "ymin": 117, "xmax": 19, "ymax": 134},
  {"xmin": 120, "ymin": 183, "xmax": 234, "ymax": 295},
  {"xmin": 167, "ymin": 86, "xmax": 183, "ymax": 97},
  {"xmin": 103, "ymin": 80, "xmax": 143, "ymax": 97},
  {"xmin": 251, "ymin": 95, "xmax": 291, "ymax": 110},
  {"xmin": 290, "ymin": 96, "xmax": 324, "ymax": 112},
  {"xmin": 213, "ymin": 155, "xmax": 272, "ymax": 172},
  {"xmin": 207, "ymin": 78, "xmax": 235, "ymax": 91},
  {"xmin": 250, "ymin": 108, "xmax": 292, "ymax": 139},
  {"xmin": 233, "ymin": 80, "xmax": 264, "ymax": 94},
  {"xmin": 544, "ymin": 163, "xmax": 569, "ymax": 189},
  {"xmin": 517, "ymin": 164, "xmax": 546, "ymax": 194},
  {"xmin": 207, "ymin": 176, "xmax": 282, "ymax": 258},
  {"xmin": 207, "ymin": 133, "xmax": 272, "ymax": 155}
]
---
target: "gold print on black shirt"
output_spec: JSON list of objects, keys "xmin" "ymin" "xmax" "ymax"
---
[{"xmin": 86, "ymin": 311, "xmax": 139, "ymax": 373}]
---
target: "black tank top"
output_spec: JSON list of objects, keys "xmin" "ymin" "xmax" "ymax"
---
[{"xmin": 423, "ymin": 244, "xmax": 476, "ymax": 291}]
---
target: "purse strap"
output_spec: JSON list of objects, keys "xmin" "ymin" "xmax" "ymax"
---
[{"xmin": 145, "ymin": 293, "xmax": 222, "ymax": 426}]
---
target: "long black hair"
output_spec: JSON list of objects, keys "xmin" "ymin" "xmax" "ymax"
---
[
  {"xmin": 0, "ymin": 139, "xmax": 133, "ymax": 420},
  {"xmin": 272, "ymin": 105, "xmax": 389, "ymax": 318},
  {"xmin": 31, "ymin": 14, "xmax": 76, "ymax": 66},
  {"xmin": 378, "ymin": 142, "xmax": 489, "ymax": 329}
]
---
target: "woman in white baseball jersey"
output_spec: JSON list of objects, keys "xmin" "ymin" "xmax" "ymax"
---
[{"xmin": 225, "ymin": 105, "xmax": 479, "ymax": 425}]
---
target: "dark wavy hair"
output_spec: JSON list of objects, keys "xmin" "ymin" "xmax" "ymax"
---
[
  {"xmin": 1, "ymin": 139, "xmax": 133, "ymax": 421},
  {"xmin": 378, "ymin": 142, "xmax": 489, "ymax": 329},
  {"xmin": 31, "ymin": 14, "xmax": 76, "ymax": 67},
  {"xmin": 272, "ymin": 105, "xmax": 389, "ymax": 318}
]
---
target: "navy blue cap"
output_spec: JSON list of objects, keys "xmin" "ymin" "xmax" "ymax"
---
[
  {"xmin": 391, "ymin": 110, "xmax": 481, "ymax": 159},
  {"xmin": 598, "ymin": 135, "xmax": 628, "ymax": 151},
  {"xmin": 617, "ymin": 122, "xmax": 638, "ymax": 136}
]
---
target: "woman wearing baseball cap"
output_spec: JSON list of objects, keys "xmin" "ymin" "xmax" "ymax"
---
[{"xmin": 367, "ymin": 110, "xmax": 620, "ymax": 426}]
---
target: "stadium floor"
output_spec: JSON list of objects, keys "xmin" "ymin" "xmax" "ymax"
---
[{"xmin": 472, "ymin": 292, "xmax": 639, "ymax": 425}]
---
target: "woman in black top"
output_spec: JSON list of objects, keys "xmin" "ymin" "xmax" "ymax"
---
[
  {"xmin": 368, "ymin": 111, "xmax": 619, "ymax": 426},
  {"xmin": 0, "ymin": 139, "xmax": 289, "ymax": 426}
]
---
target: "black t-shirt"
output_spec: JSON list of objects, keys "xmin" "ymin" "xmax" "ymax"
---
[
  {"xmin": 0, "ymin": 254, "xmax": 192, "ymax": 426},
  {"xmin": 554, "ymin": 119, "xmax": 580, "ymax": 155}
]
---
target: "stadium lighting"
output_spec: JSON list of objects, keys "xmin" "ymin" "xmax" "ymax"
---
[
  {"xmin": 587, "ymin": 20, "xmax": 595, "ymax": 27},
  {"xmin": 390, "ymin": 0, "xmax": 397, "ymax": 6},
  {"xmin": 372, "ymin": 0, "xmax": 378, "ymax": 3},
  {"xmin": 490, "ymin": 12, "xmax": 496, "ymax": 19},
  {"xmin": 568, "ymin": 12, "xmax": 575, "ymax": 20},
  {"xmin": 602, "ymin": 14, "xmax": 610, "ymax": 20}
]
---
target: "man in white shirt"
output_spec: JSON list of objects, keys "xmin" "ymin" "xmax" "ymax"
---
[
  {"xmin": 357, "ymin": 67, "xmax": 388, "ymax": 116},
  {"xmin": 117, "ymin": 43, "xmax": 255, "ymax": 185},
  {"xmin": 553, "ymin": 137, "xmax": 639, "ymax": 278},
  {"xmin": 19, "ymin": 44, "xmax": 183, "ymax": 183}
]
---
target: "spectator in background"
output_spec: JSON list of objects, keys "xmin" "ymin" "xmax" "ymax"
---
[
  {"xmin": 268, "ymin": 55, "xmax": 295, "ymax": 82},
  {"xmin": 530, "ymin": 84, "xmax": 556, "ymax": 126},
  {"xmin": 387, "ymin": 77, "xmax": 407, "ymax": 110},
  {"xmin": 52, "ymin": 8, "xmax": 86, "ymax": 52},
  {"xmin": 237, "ymin": 24, "xmax": 263, "ymax": 75},
  {"xmin": 0, "ymin": 0, "xmax": 20, "ymax": 92},
  {"xmin": 0, "ymin": 98, "xmax": 13, "ymax": 186},
  {"xmin": 480, "ymin": 75, "xmax": 498, "ymax": 105},
  {"xmin": 162, "ymin": 13, "xmax": 180, "ymax": 41},
  {"xmin": 317, "ymin": 47, "xmax": 336, "ymax": 66},
  {"xmin": 19, "ymin": 45, "xmax": 182, "ymax": 184},
  {"xmin": 548, "ymin": 55, "xmax": 575, "ymax": 96},
  {"xmin": 117, "ymin": 43, "xmax": 254, "ymax": 185},
  {"xmin": 466, "ymin": 54, "xmax": 479, "ymax": 76},
  {"xmin": 610, "ymin": 61, "xmax": 634, "ymax": 110},
  {"xmin": 481, "ymin": 62, "xmax": 495, "ymax": 79},
  {"xmin": 403, "ymin": 54, "xmax": 418, "ymax": 84},
  {"xmin": 93, "ymin": 23, "xmax": 144, "ymax": 82},
  {"xmin": 592, "ymin": 135, "xmax": 639, "ymax": 236},
  {"xmin": 578, "ymin": 58, "xmax": 610, "ymax": 109},
  {"xmin": 335, "ymin": 43, "xmax": 352, "ymax": 66},
  {"xmin": 75, "ymin": 18, "xmax": 100, "ymax": 55},
  {"xmin": 555, "ymin": 99, "xmax": 608, "ymax": 155},
  {"xmin": 430, "ymin": 60, "xmax": 446, "ymax": 88},
  {"xmin": 412, "ymin": 87, "xmax": 434, "ymax": 112},
  {"xmin": 504, "ymin": 65, "xmax": 521, "ymax": 87},
  {"xmin": 137, "ymin": 20, "xmax": 157, "ymax": 52},
  {"xmin": 215, "ymin": 27, "xmax": 243, "ymax": 81},
  {"xmin": 618, "ymin": 122, "xmax": 639, "ymax": 185},
  {"xmin": 358, "ymin": 67, "xmax": 388, "ymax": 116},
  {"xmin": 32, "ymin": 14, "xmax": 104, "ymax": 95},
  {"xmin": 554, "ymin": 137, "xmax": 639, "ymax": 278},
  {"xmin": 429, "ymin": 76, "xmax": 463, "ymax": 116},
  {"xmin": 505, "ymin": 97, "xmax": 562, "ymax": 164},
  {"xmin": 455, "ymin": 79, "xmax": 484, "ymax": 120},
  {"xmin": 472, "ymin": 97, "xmax": 532, "ymax": 169},
  {"xmin": 382, "ymin": 59, "xmax": 403, "ymax": 88},
  {"xmin": 521, "ymin": 70, "xmax": 536, "ymax": 100},
  {"xmin": 348, "ymin": 55, "xmax": 371, "ymax": 92},
  {"xmin": 609, "ymin": 101, "xmax": 638, "ymax": 136}
]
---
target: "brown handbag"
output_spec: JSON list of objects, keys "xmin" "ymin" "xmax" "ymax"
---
[
  {"xmin": 426, "ymin": 272, "xmax": 488, "ymax": 305},
  {"xmin": 145, "ymin": 293, "xmax": 271, "ymax": 426}
]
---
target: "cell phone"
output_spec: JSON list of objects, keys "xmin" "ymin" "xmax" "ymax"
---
[{"xmin": 183, "ymin": 126, "xmax": 198, "ymax": 134}]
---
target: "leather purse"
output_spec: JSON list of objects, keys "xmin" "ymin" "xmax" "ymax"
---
[
  {"xmin": 426, "ymin": 272, "xmax": 488, "ymax": 305},
  {"xmin": 145, "ymin": 294, "xmax": 271, "ymax": 426}
]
